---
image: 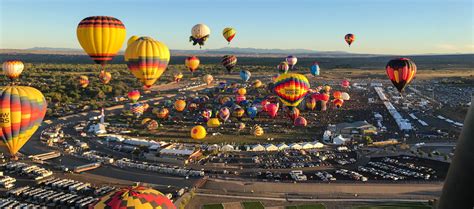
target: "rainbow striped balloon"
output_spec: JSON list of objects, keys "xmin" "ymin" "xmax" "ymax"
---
[
  {"xmin": 273, "ymin": 73, "xmax": 310, "ymax": 107},
  {"xmin": 0, "ymin": 86, "xmax": 47, "ymax": 156}
]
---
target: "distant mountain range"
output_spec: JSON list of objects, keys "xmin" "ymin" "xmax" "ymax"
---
[{"xmin": 0, "ymin": 47, "xmax": 382, "ymax": 57}]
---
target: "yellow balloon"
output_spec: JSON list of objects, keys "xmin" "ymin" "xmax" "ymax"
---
[
  {"xmin": 237, "ymin": 88, "xmax": 247, "ymax": 96},
  {"xmin": 222, "ymin": 27, "xmax": 236, "ymax": 43},
  {"xmin": 252, "ymin": 125, "xmax": 264, "ymax": 136},
  {"xmin": 127, "ymin": 35, "xmax": 139, "ymax": 46},
  {"xmin": 77, "ymin": 16, "xmax": 126, "ymax": 65},
  {"xmin": 174, "ymin": 100, "xmax": 186, "ymax": 112},
  {"xmin": 125, "ymin": 37, "xmax": 170, "ymax": 88},
  {"xmin": 191, "ymin": 125, "xmax": 207, "ymax": 140},
  {"xmin": 207, "ymin": 118, "xmax": 221, "ymax": 128}
]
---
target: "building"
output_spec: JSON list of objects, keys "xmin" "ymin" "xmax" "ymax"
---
[
  {"xmin": 87, "ymin": 123, "xmax": 107, "ymax": 135},
  {"xmin": 334, "ymin": 121, "xmax": 377, "ymax": 139},
  {"xmin": 333, "ymin": 135, "xmax": 349, "ymax": 145}
]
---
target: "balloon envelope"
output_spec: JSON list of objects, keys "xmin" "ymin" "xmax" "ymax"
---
[
  {"xmin": 191, "ymin": 125, "xmax": 207, "ymax": 140},
  {"xmin": 91, "ymin": 186, "xmax": 175, "ymax": 209},
  {"xmin": 310, "ymin": 62, "xmax": 320, "ymax": 76},
  {"xmin": 0, "ymin": 86, "xmax": 47, "ymax": 157},
  {"xmin": 240, "ymin": 70, "xmax": 251, "ymax": 83},
  {"xmin": 273, "ymin": 73, "xmax": 310, "ymax": 107},
  {"xmin": 386, "ymin": 58, "xmax": 417, "ymax": 93},
  {"xmin": 2, "ymin": 60, "xmax": 24, "ymax": 80}
]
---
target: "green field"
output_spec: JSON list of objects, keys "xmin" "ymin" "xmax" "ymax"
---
[
  {"xmin": 286, "ymin": 203, "xmax": 326, "ymax": 209},
  {"xmin": 241, "ymin": 201, "xmax": 265, "ymax": 209},
  {"xmin": 202, "ymin": 203, "xmax": 224, "ymax": 209},
  {"xmin": 352, "ymin": 202, "xmax": 432, "ymax": 209}
]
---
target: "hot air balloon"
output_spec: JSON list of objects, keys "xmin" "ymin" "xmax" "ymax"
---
[
  {"xmin": 202, "ymin": 109, "xmax": 212, "ymax": 122},
  {"xmin": 306, "ymin": 97, "xmax": 316, "ymax": 110},
  {"xmin": 190, "ymin": 24, "xmax": 210, "ymax": 48},
  {"xmin": 247, "ymin": 106, "xmax": 258, "ymax": 120},
  {"xmin": 310, "ymin": 62, "xmax": 320, "ymax": 76},
  {"xmin": 128, "ymin": 90, "xmax": 140, "ymax": 103},
  {"xmin": 265, "ymin": 103, "xmax": 279, "ymax": 118},
  {"xmin": 333, "ymin": 91, "xmax": 343, "ymax": 100},
  {"xmin": 287, "ymin": 107, "xmax": 300, "ymax": 121},
  {"xmin": 78, "ymin": 76, "xmax": 89, "ymax": 88},
  {"xmin": 174, "ymin": 100, "xmax": 186, "ymax": 112},
  {"xmin": 91, "ymin": 186, "xmax": 176, "ymax": 209},
  {"xmin": 157, "ymin": 108, "xmax": 169, "ymax": 119},
  {"xmin": 235, "ymin": 95, "xmax": 246, "ymax": 103},
  {"xmin": 237, "ymin": 122, "xmax": 246, "ymax": 131},
  {"xmin": 240, "ymin": 70, "xmax": 251, "ymax": 83},
  {"xmin": 0, "ymin": 86, "xmax": 47, "ymax": 159},
  {"xmin": 333, "ymin": 99, "xmax": 344, "ymax": 108},
  {"xmin": 77, "ymin": 16, "xmax": 126, "ymax": 67},
  {"xmin": 99, "ymin": 70, "xmax": 112, "ymax": 84},
  {"xmin": 222, "ymin": 55, "xmax": 237, "ymax": 73},
  {"xmin": 207, "ymin": 118, "xmax": 221, "ymax": 128},
  {"xmin": 286, "ymin": 55, "xmax": 297, "ymax": 69},
  {"xmin": 253, "ymin": 80, "xmax": 262, "ymax": 88},
  {"xmin": 125, "ymin": 36, "xmax": 170, "ymax": 88},
  {"xmin": 237, "ymin": 88, "xmax": 247, "ymax": 96},
  {"xmin": 218, "ymin": 107, "xmax": 230, "ymax": 122},
  {"xmin": 323, "ymin": 85, "xmax": 331, "ymax": 93},
  {"xmin": 203, "ymin": 74, "xmax": 214, "ymax": 85},
  {"xmin": 174, "ymin": 72, "xmax": 183, "ymax": 83},
  {"xmin": 233, "ymin": 107, "xmax": 245, "ymax": 120},
  {"xmin": 273, "ymin": 73, "xmax": 310, "ymax": 108},
  {"xmin": 219, "ymin": 96, "xmax": 231, "ymax": 105},
  {"xmin": 345, "ymin": 33, "xmax": 355, "ymax": 47},
  {"xmin": 127, "ymin": 35, "xmax": 139, "ymax": 46},
  {"xmin": 222, "ymin": 27, "xmax": 236, "ymax": 44},
  {"xmin": 191, "ymin": 125, "xmax": 207, "ymax": 140},
  {"xmin": 145, "ymin": 119, "xmax": 158, "ymax": 130},
  {"xmin": 2, "ymin": 60, "xmax": 24, "ymax": 81},
  {"xmin": 277, "ymin": 62, "xmax": 289, "ymax": 74},
  {"xmin": 341, "ymin": 79, "xmax": 350, "ymax": 88},
  {"xmin": 341, "ymin": 92, "xmax": 350, "ymax": 100},
  {"xmin": 130, "ymin": 103, "xmax": 144, "ymax": 118},
  {"xmin": 386, "ymin": 58, "xmax": 417, "ymax": 93},
  {"xmin": 185, "ymin": 56, "xmax": 200, "ymax": 74},
  {"xmin": 252, "ymin": 125, "xmax": 264, "ymax": 136},
  {"xmin": 188, "ymin": 103, "xmax": 198, "ymax": 111},
  {"xmin": 294, "ymin": 116, "xmax": 307, "ymax": 127}
]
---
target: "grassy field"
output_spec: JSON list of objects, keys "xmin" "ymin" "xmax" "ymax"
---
[
  {"xmin": 286, "ymin": 203, "xmax": 326, "ymax": 209},
  {"xmin": 202, "ymin": 203, "xmax": 225, "ymax": 209},
  {"xmin": 352, "ymin": 202, "xmax": 432, "ymax": 209},
  {"xmin": 241, "ymin": 201, "xmax": 265, "ymax": 209}
]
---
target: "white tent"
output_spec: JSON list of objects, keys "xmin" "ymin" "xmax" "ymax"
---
[
  {"xmin": 311, "ymin": 141, "xmax": 324, "ymax": 149},
  {"xmin": 277, "ymin": 143, "xmax": 289, "ymax": 150},
  {"xmin": 289, "ymin": 143, "xmax": 302, "ymax": 150},
  {"xmin": 264, "ymin": 144, "xmax": 278, "ymax": 152},
  {"xmin": 301, "ymin": 142, "xmax": 314, "ymax": 150},
  {"xmin": 333, "ymin": 135, "xmax": 349, "ymax": 145},
  {"xmin": 221, "ymin": 144, "xmax": 234, "ymax": 152},
  {"xmin": 251, "ymin": 144, "xmax": 265, "ymax": 152}
]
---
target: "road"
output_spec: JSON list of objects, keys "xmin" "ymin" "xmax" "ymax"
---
[{"xmin": 19, "ymin": 80, "xmax": 214, "ymax": 188}]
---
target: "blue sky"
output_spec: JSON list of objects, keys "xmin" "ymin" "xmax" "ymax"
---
[{"xmin": 0, "ymin": 0, "xmax": 472, "ymax": 54}]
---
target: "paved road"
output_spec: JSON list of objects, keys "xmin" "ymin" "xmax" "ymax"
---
[{"xmin": 196, "ymin": 193, "xmax": 429, "ymax": 202}]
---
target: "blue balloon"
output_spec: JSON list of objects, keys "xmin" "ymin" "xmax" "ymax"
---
[
  {"xmin": 247, "ymin": 106, "xmax": 258, "ymax": 119},
  {"xmin": 310, "ymin": 62, "xmax": 320, "ymax": 76},
  {"xmin": 240, "ymin": 70, "xmax": 251, "ymax": 82}
]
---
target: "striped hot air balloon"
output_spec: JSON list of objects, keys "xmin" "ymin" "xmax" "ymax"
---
[
  {"xmin": 277, "ymin": 61, "xmax": 289, "ymax": 74},
  {"xmin": 91, "ymin": 186, "xmax": 175, "ymax": 209},
  {"xmin": 386, "ymin": 58, "xmax": 417, "ymax": 93},
  {"xmin": 185, "ymin": 56, "xmax": 200, "ymax": 73},
  {"xmin": 77, "ymin": 16, "xmax": 126, "ymax": 66},
  {"xmin": 222, "ymin": 55, "xmax": 237, "ymax": 73},
  {"xmin": 2, "ymin": 60, "xmax": 24, "ymax": 80},
  {"xmin": 128, "ymin": 90, "xmax": 140, "ymax": 103},
  {"xmin": 273, "ymin": 73, "xmax": 310, "ymax": 108},
  {"xmin": 130, "ymin": 103, "xmax": 144, "ymax": 118},
  {"xmin": 125, "ymin": 37, "xmax": 170, "ymax": 88},
  {"xmin": 222, "ymin": 27, "xmax": 236, "ymax": 44},
  {"xmin": 0, "ymin": 86, "xmax": 47, "ymax": 158},
  {"xmin": 78, "ymin": 75, "xmax": 89, "ymax": 88},
  {"xmin": 99, "ymin": 70, "xmax": 112, "ymax": 84}
]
